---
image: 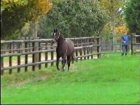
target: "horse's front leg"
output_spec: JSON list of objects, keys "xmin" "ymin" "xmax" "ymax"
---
[
  {"xmin": 56, "ymin": 56, "xmax": 60, "ymax": 71},
  {"xmin": 62, "ymin": 56, "xmax": 66, "ymax": 71}
]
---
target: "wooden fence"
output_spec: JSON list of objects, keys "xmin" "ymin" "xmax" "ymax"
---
[
  {"xmin": 130, "ymin": 34, "xmax": 140, "ymax": 54},
  {"xmin": 0, "ymin": 37, "xmax": 101, "ymax": 75},
  {"xmin": 1, "ymin": 35, "xmax": 139, "ymax": 75}
]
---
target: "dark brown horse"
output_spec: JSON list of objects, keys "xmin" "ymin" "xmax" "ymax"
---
[{"xmin": 53, "ymin": 29, "xmax": 74, "ymax": 71}]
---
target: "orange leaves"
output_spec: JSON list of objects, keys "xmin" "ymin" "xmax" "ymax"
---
[
  {"xmin": 115, "ymin": 25, "xmax": 129, "ymax": 35},
  {"xmin": 37, "ymin": 0, "xmax": 53, "ymax": 14},
  {"xmin": 30, "ymin": 0, "xmax": 53, "ymax": 21},
  {"xmin": 26, "ymin": 0, "xmax": 53, "ymax": 21},
  {"xmin": 1, "ymin": 0, "xmax": 52, "ymax": 17}
]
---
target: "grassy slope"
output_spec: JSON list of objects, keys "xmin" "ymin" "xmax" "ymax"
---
[{"xmin": 1, "ymin": 54, "xmax": 140, "ymax": 104}]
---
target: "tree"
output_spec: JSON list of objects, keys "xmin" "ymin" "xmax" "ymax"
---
[
  {"xmin": 124, "ymin": 0, "xmax": 140, "ymax": 34},
  {"xmin": 99, "ymin": 0, "xmax": 125, "ymax": 35},
  {"xmin": 1, "ymin": 0, "xmax": 52, "ymax": 39},
  {"xmin": 38, "ymin": 0, "xmax": 108, "ymax": 38},
  {"xmin": 1, "ymin": 0, "xmax": 28, "ymax": 39},
  {"xmin": 98, "ymin": 0, "xmax": 125, "ymax": 50}
]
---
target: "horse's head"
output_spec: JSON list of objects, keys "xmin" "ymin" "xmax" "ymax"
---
[{"xmin": 53, "ymin": 28, "xmax": 61, "ymax": 42}]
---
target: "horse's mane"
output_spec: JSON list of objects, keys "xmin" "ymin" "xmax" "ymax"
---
[{"xmin": 60, "ymin": 34, "xmax": 65, "ymax": 39}]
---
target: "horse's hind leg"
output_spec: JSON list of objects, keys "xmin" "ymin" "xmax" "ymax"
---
[
  {"xmin": 71, "ymin": 54, "xmax": 74, "ymax": 64},
  {"xmin": 67, "ymin": 56, "xmax": 71, "ymax": 71},
  {"xmin": 56, "ymin": 57, "xmax": 60, "ymax": 70}
]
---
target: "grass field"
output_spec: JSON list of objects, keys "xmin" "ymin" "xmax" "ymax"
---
[{"xmin": 1, "ymin": 54, "xmax": 140, "ymax": 104}]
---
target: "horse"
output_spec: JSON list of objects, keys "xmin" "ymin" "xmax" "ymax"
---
[{"xmin": 52, "ymin": 29, "xmax": 74, "ymax": 71}]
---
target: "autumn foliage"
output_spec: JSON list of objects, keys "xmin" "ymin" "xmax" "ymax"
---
[
  {"xmin": 115, "ymin": 25, "xmax": 129, "ymax": 35},
  {"xmin": 38, "ymin": 0, "xmax": 52, "ymax": 14},
  {"xmin": 1, "ymin": 0, "xmax": 52, "ymax": 39}
]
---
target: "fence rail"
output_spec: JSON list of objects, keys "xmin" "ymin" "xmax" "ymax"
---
[{"xmin": 0, "ymin": 37, "xmax": 101, "ymax": 75}]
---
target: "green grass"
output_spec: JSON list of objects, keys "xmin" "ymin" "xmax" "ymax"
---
[{"xmin": 1, "ymin": 54, "xmax": 140, "ymax": 104}]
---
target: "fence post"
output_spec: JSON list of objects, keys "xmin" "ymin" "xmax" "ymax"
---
[
  {"xmin": 87, "ymin": 38, "xmax": 90, "ymax": 59},
  {"xmin": 25, "ymin": 41, "xmax": 28, "ymax": 72},
  {"xmin": 38, "ymin": 42, "xmax": 41, "ymax": 69},
  {"xmin": 75, "ymin": 39, "xmax": 79, "ymax": 61},
  {"xmin": 85, "ymin": 39, "xmax": 87, "ymax": 59},
  {"xmin": 51, "ymin": 41, "xmax": 54, "ymax": 66},
  {"xmin": 32, "ymin": 40, "xmax": 39, "ymax": 71},
  {"xmin": 32, "ymin": 42, "xmax": 35, "ymax": 71},
  {"xmin": 0, "ymin": 42, "xmax": 5, "ymax": 75},
  {"xmin": 35, "ymin": 41, "xmax": 39, "ymax": 67},
  {"xmin": 79, "ymin": 39, "xmax": 82, "ymax": 60},
  {"xmin": 0, "ymin": 49, "xmax": 4, "ymax": 75},
  {"xmin": 17, "ymin": 42, "xmax": 21, "ymax": 73},
  {"xmin": 83, "ymin": 39, "xmax": 86, "ymax": 60},
  {"xmin": 9, "ymin": 42, "xmax": 12, "ymax": 74},
  {"xmin": 45, "ymin": 42, "xmax": 48, "ymax": 67},
  {"xmin": 97, "ymin": 36, "xmax": 101, "ymax": 58},
  {"xmin": 91, "ymin": 38, "xmax": 94, "ymax": 59},
  {"xmin": 0, "ymin": 57, "xmax": 3, "ymax": 75},
  {"xmin": 131, "ymin": 33, "xmax": 134, "ymax": 55}
]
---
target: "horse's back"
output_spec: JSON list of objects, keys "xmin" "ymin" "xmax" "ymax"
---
[{"xmin": 66, "ymin": 39, "xmax": 74, "ymax": 55}]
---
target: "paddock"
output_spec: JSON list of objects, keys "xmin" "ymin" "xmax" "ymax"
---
[
  {"xmin": 1, "ymin": 54, "xmax": 140, "ymax": 104},
  {"xmin": 1, "ymin": 35, "xmax": 140, "ymax": 104}
]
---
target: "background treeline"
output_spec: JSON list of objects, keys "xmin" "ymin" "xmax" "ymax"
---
[{"xmin": 1, "ymin": 0, "xmax": 140, "ymax": 39}]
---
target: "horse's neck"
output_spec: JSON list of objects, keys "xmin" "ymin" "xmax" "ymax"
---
[{"xmin": 57, "ymin": 36, "xmax": 65, "ymax": 47}]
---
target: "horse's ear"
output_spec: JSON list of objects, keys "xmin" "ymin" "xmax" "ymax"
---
[{"xmin": 54, "ymin": 28, "xmax": 59, "ymax": 33}]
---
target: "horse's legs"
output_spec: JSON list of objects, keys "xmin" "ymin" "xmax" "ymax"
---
[
  {"xmin": 71, "ymin": 54, "xmax": 74, "ymax": 64},
  {"xmin": 56, "ymin": 56, "xmax": 60, "ymax": 70},
  {"xmin": 67, "ymin": 56, "xmax": 71, "ymax": 71},
  {"xmin": 62, "ymin": 56, "xmax": 66, "ymax": 71}
]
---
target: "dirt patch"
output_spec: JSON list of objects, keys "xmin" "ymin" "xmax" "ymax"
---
[{"xmin": 11, "ymin": 75, "xmax": 49, "ymax": 88}]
